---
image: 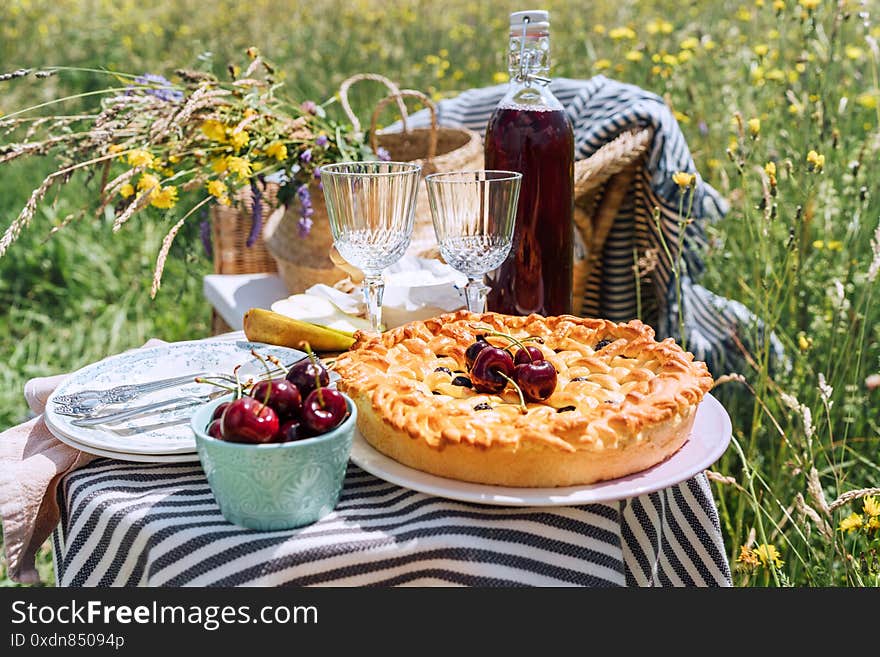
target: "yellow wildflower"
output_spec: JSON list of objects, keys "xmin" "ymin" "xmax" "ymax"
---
[
  {"xmin": 748, "ymin": 117, "xmax": 761, "ymax": 137},
  {"xmin": 246, "ymin": 46, "xmax": 260, "ymax": 60},
  {"xmin": 807, "ymin": 150, "xmax": 825, "ymax": 172},
  {"xmin": 844, "ymin": 46, "xmax": 865, "ymax": 60},
  {"xmin": 168, "ymin": 154, "xmax": 180, "ymax": 164},
  {"xmin": 625, "ymin": 50, "xmax": 643, "ymax": 62},
  {"xmin": 677, "ymin": 50, "xmax": 692, "ymax": 63},
  {"xmin": 673, "ymin": 110, "xmax": 690, "ymax": 124},
  {"xmin": 609, "ymin": 26, "xmax": 636, "ymax": 40},
  {"xmin": 662, "ymin": 53, "xmax": 679, "ymax": 67},
  {"xmin": 799, "ymin": 0, "xmax": 819, "ymax": 9},
  {"xmin": 680, "ymin": 37, "xmax": 699, "ymax": 51},
  {"xmin": 773, "ymin": 0, "xmax": 785, "ymax": 11},
  {"xmin": 127, "ymin": 149, "xmax": 155, "ymax": 169},
  {"xmin": 211, "ymin": 158, "xmax": 228, "ymax": 174},
  {"xmin": 707, "ymin": 158, "xmax": 722, "ymax": 170},
  {"xmin": 766, "ymin": 68, "xmax": 786, "ymax": 82},
  {"xmin": 264, "ymin": 141, "xmax": 288, "ymax": 161},
  {"xmin": 492, "ymin": 71, "xmax": 508, "ymax": 84},
  {"xmin": 704, "ymin": 39, "xmax": 716, "ymax": 50},
  {"xmin": 108, "ymin": 144, "xmax": 125, "ymax": 156},
  {"xmin": 754, "ymin": 44, "xmax": 769, "ymax": 57},
  {"xmin": 594, "ymin": 59, "xmax": 612, "ymax": 71},
  {"xmin": 869, "ymin": 516, "xmax": 880, "ymax": 531},
  {"xmin": 827, "ymin": 240, "xmax": 843, "ymax": 251},
  {"xmin": 150, "ymin": 186, "xmax": 178, "ymax": 210},
  {"xmin": 798, "ymin": 333, "xmax": 812, "ymax": 351},
  {"xmin": 754, "ymin": 544, "xmax": 783, "ymax": 569},
  {"xmin": 737, "ymin": 545, "xmax": 760, "ymax": 568},
  {"xmin": 229, "ymin": 130, "xmax": 250, "ymax": 151},
  {"xmin": 201, "ymin": 120, "xmax": 228, "ymax": 143},
  {"xmin": 217, "ymin": 195, "xmax": 231, "ymax": 207},
  {"xmin": 736, "ymin": 6, "xmax": 752, "ymax": 20},
  {"xmin": 137, "ymin": 173, "xmax": 161, "ymax": 194},
  {"xmin": 119, "ymin": 183, "xmax": 135, "ymax": 198},
  {"xmin": 765, "ymin": 161, "xmax": 777, "ymax": 187},
  {"xmin": 206, "ymin": 180, "xmax": 228, "ymax": 198},
  {"xmin": 226, "ymin": 156, "xmax": 252, "ymax": 180},
  {"xmin": 838, "ymin": 512, "xmax": 864, "ymax": 533},
  {"xmin": 672, "ymin": 171, "xmax": 696, "ymax": 188},
  {"xmin": 244, "ymin": 108, "xmax": 258, "ymax": 118},
  {"xmin": 856, "ymin": 92, "xmax": 878, "ymax": 109},
  {"xmin": 593, "ymin": 24, "xmax": 606, "ymax": 35},
  {"xmin": 863, "ymin": 496, "xmax": 880, "ymax": 518}
]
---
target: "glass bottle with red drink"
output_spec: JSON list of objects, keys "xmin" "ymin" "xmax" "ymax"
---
[{"xmin": 485, "ymin": 9, "xmax": 574, "ymax": 316}]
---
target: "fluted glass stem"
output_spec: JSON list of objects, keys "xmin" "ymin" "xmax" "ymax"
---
[
  {"xmin": 464, "ymin": 278, "xmax": 489, "ymax": 313},
  {"xmin": 363, "ymin": 275, "xmax": 385, "ymax": 334}
]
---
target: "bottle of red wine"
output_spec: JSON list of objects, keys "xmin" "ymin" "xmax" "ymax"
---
[{"xmin": 485, "ymin": 9, "xmax": 574, "ymax": 316}]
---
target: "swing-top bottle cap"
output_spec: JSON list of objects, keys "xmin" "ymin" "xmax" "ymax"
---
[{"xmin": 510, "ymin": 10, "xmax": 550, "ymax": 33}]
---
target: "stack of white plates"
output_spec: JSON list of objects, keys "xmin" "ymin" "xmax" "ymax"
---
[{"xmin": 45, "ymin": 340, "xmax": 304, "ymax": 463}]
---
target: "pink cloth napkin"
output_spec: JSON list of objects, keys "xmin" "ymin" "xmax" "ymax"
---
[{"xmin": 0, "ymin": 340, "xmax": 165, "ymax": 583}]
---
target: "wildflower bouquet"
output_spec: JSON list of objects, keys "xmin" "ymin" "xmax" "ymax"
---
[{"xmin": 0, "ymin": 49, "xmax": 375, "ymax": 296}]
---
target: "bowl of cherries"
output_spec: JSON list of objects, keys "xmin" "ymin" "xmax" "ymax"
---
[{"xmin": 191, "ymin": 352, "xmax": 355, "ymax": 531}]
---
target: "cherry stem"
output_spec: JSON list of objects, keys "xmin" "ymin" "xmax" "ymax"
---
[
  {"xmin": 233, "ymin": 365, "xmax": 243, "ymax": 400},
  {"xmin": 250, "ymin": 349, "xmax": 274, "ymax": 408},
  {"xmin": 303, "ymin": 342, "xmax": 325, "ymax": 408},
  {"xmin": 469, "ymin": 323, "xmax": 542, "ymax": 358},
  {"xmin": 498, "ymin": 372, "xmax": 528, "ymax": 415},
  {"xmin": 194, "ymin": 377, "xmax": 238, "ymax": 394},
  {"xmin": 266, "ymin": 354, "xmax": 290, "ymax": 376}
]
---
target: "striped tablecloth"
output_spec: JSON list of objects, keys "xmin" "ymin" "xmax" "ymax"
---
[{"xmin": 53, "ymin": 459, "xmax": 731, "ymax": 587}]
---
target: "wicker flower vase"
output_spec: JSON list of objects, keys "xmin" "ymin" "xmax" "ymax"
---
[{"xmin": 210, "ymin": 184, "xmax": 278, "ymax": 276}]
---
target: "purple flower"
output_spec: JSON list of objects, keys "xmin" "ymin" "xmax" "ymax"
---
[
  {"xmin": 199, "ymin": 220, "xmax": 213, "ymax": 259},
  {"xmin": 313, "ymin": 166, "xmax": 322, "ymax": 180},
  {"xmin": 376, "ymin": 146, "xmax": 391, "ymax": 161},
  {"xmin": 300, "ymin": 148, "xmax": 312, "ymax": 163},
  {"xmin": 247, "ymin": 180, "xmax": 263, "ymax": 247},
  {"xmin": 301, "ymin": 100, "xmax": 318, "ymax": 115},
  {"xmin": 298, "ymin": 216, "xmax": 313, "ymax": 237},
  {"xmin": 129, "ymin": 73, "xmax": 183, "ymax": 103},
  {"xmin": 316, "ymin": 134, "xmax": 328, "ymax": 147}
]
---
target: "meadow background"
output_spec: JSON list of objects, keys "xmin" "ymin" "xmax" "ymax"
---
[{"xmin": 1, "ymin": 0, "xmax": 878, "ymax": 587}]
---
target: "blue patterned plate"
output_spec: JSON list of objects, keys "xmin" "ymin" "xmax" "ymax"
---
[{"xmin": 45, "ymin": 340, "xmax": 304, "ymax": 457}]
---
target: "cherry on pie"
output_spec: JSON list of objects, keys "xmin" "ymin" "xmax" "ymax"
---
[{"xmin": 334, "ymin": 311, "xmax": 713, "ymax": 487}]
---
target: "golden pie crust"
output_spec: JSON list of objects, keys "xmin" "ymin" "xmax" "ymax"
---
[{"xmin": 334, "ymin": 311, "xmax": 713, "ymax": 487}]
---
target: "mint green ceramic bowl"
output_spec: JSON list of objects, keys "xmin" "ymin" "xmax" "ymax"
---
[{"xmin": 191, "ymin": 395, "xmax": 356, "ymax": 531}]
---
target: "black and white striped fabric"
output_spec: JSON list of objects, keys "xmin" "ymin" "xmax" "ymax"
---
[
  {"xmin": 52, "ymin": 459, "xmax": 730, "ymax": 586},
  {"xmin": 399, "ymin": 76, "xmax": 785, "ymax": 377}
]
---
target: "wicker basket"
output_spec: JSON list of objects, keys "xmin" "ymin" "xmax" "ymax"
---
[{"xmin": 210, "ymin": 183, "xmax": 278, "ymax": 275}]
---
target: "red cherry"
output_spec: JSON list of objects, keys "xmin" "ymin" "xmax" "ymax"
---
[
  {"xmin": 470, "ymin": 347, "xmax": 515, "ymax": 394},
  {"xmin": 220, "ymin": 396, "xmax": 279, "ymax": 444},
  {"xmin": 207, "ymin": 419, "xmax": 224, "ymax": 440},
  {"xmin": 514, "ymin": 345, "xmax": 545, "ymax": 365},
  {"xmin": 302, "ymin": 388, "xmax": 347, "ymax": 434},
  {"xmin": 286, "ymin": 358, "xmax": 330, "ymax": 398},
  {"xmin": 272, "ymin": 418, "xmax": 305, "ymax": 443},
  {"xmin": 250, "ymin": 378, "xmax": 302, "ymax": 420},
  {"xmin": 514, "ymin": 361, "xmax": 558, "ymax": 402},
  {"xmin": 465, "ymin": 338, "xmax": 491, "ymax": 370},
  {"xmin": 211, "ymin": 402, "xmax": 230, "ymax": 421}
]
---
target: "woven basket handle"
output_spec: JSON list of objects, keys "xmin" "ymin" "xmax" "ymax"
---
[
  {"xmin": 339, "ymin": 73, "xmax": 409, "ymax": 135},
  {"xmin": 370, "ymin": 89, "xmax": 438, "ymax": 164}
]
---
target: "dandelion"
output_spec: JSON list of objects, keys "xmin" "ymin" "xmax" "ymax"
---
[
  {"xmin": 492, "ymin": 71, "xmax": 508, "ymax": 84},
  {"xmin": 765, "ymin": 161, "xmax": 777, "ymax": 186},
  {"xmin": 119, "ymin": 183, "xmax": 135, "ymax": 198},
  {"xmin": 806, "ymin": 150, "xmax": 825, "ymax": 172},
  {"xmin": 680, "ymin": 37, "xmax": 699, "ymax": 51},
  {"xmin": 127, "ymin": 149, "xmax": 154, "ymax": 169},
  {"xmin": 265, "ymin": 141, "xmax": 288, "ymax": 161},
  {"xmin": 625, "ymin": 50, "xmax": 644, "ymax": 62},
  {"xmin": 754, "ymin": 544, "xmax": 783, "ymax": 568},
  {"xmin": 827, "ymin": 240, "xmax": 843, "ymax": 251},
  {"xmin": 594, "ymin": 59, "xmax": 612, "ymax": 71},
  {"xmin": 206, "ymin": 180, "xmax": 228, "ymax": 198},
  {"xmin": 737, "ymin": 545, "xmax": 761, "ymax": 568},
  {"xmin": 149, "ymin": 185, "xmax": 178, "ymax": 209},
  {"xmin": 137, "ymin": 173, "xmax": 161, "ymax": 194},
  {"xmin": 799, "ymin": 0, "xmax": 819, "ymax": 10},
  {"xmin": 748, "ymin": 118, "xmax": 761, "ymax": 137},
  {"xmin": 856, "ymin": 92, "xmax": 878, "ymax": 109},
  {"xmin": 108, "ymin": 144, "xmax": 125, "ymax": 156},
  {"xmin": 798, "ymin": 333, "xmax": 812, "ymax": 351},
  {"xmin": 754, "ymin": 44, "xmax": 769, "ymax": 57},
  {"xmin": 200, "ymin": 120, "xmax": 227, "ymax": 143},
  {"xmin": 609, "ymin": 26, "xmax": 636, "ymax": 40},
  {"xmin": 845, "ymin": 46, "xmax": 864, "ymax": 61},
  {"xmin": 672, "ymin": 171, "xmax": 696, "ymax": 188},
  {"xmin": 225, "ymin": 156, "xmax": 252, "ymax": 180},
  {"xmin": 229, "ymin": 130, "xmax": 249, "ymax": 151},
  {"xmin": 863, "ymin": 496, "xmax": 880, "ymax": 518},
  {"xmin": 773, "ymin": 0, "xmax": 785, "ymax": 11},
  {"xmin": 839, "ymin": 513, "xmax": 864, "ymax": 533}
]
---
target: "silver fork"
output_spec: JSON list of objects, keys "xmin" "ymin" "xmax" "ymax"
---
[{"xmin": 69, "ymin": 390, "xmax": 229, "ymax": 427}]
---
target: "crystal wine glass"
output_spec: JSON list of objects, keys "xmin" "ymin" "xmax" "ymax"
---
[
  {"xmin": 321, "ymin": 161, "xmax": 421, "ymax": 333},
  {"xmin": 425, "ymin": 170, "xmax": 521, "ymax": 313}
]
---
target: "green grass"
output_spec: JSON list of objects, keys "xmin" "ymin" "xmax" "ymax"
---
[{"xmin": 1, "ymin": 0, "xmax": 879, "ymax": 586}]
